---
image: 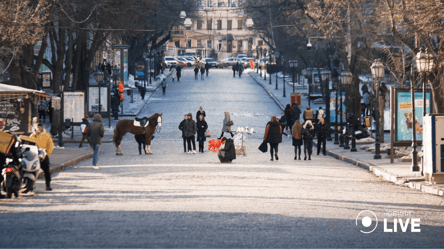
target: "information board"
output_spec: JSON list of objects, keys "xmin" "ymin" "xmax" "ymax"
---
[
  {"xmin": 88, "ymin": 87, "xmax": 108, "ymax": 113},
  {"xmin": 63, "ymin": 92, "xmax": 85, "ymax": 122}
]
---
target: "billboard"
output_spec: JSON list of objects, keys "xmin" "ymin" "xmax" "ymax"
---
[
  {"xmin": 395, "ymin": 89, "xmax": 432, "ymax": 144},
  {"xmin": 88, "ymin": 87, "xmax": 108, "ymax": 114},
  {"xmin": 329, "ymin": 91, "xmax": 347, "ymax": 124},
  {"xmin": 63, "ymin": 92, "xmax": 85, "ymax": 123}
]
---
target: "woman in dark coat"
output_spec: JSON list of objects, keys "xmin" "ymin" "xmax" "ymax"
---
[
  {"xmin": 184, "ymin": 113, "xmax": 197, "ymax": 153},
  {"xmin": 178, "ymin": 114, "xmax": 188, "ymax": 153},
  {"xmin": 196, "ymin": 115, "xmax": 208, "ymax": 153},
  {"xmin": 196, "ymin": 106, "xmax": 206, "ymax": 121},
  {"xmin": 218, "ymin": 136, "xmax": 236, "ymax": 163},
  {"xmin": 291, "ymin": 119, "xmax": 303, "ymax": 160},
  {"xmin": 176, "ymin": 66, "xmax": 182, "ymax": 81},
  {"xmin": 264, "ymin": 116, "xmax": 283, "ymax": 161},
  {"xmin": 303, "ymin": 120, "xmax": 315, "ymax": 160}
]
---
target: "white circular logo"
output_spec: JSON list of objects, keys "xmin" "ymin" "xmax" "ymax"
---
[{"xmin": 356, "ymin": 210, "xmax": 378, "ymax": 233}]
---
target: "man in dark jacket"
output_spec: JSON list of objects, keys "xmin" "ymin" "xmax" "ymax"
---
[
  {"xmin": 86, "ymin": 114, "xmax": 105, "ymax": 169},
  {"xmin": 218, "ymin": 136, "xmax": 236, "ymax": 163},
  {"xmin": 111, "ymin": 91, "xmax": 120, "ymax": 120},
  {"xmin": 291, "ymin": 103, "xmax": 301, "ymax": 124},
  {"xmin": 205, "ymin": 62, "xmax": 210, "ymax": 76},
  {"xmin": 284, "ymin": 104, "xmax": 292, "ymax": 131},
  {"xmin": 184, "ymin": 113, "xmax": 197, "ymax": 153},
  {"xmin": 178, "ymin": 114, "xmax": 188, "ymax": 153},
  {"xmin": 176, "ymin": 66, "xmax": 182, "ymax": 81},
  {"xmin": 316, "ymin": 117, "xmax": 327, "ymax": 156},
  {"xmin": 79, "ymin": 115, "xmax": 90, "ymax": 148},
  {"xmin": 232, "ymin": 64, "xmax": 237, "ymax": 77}
]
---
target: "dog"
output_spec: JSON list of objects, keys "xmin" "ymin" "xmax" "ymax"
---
[{"xmin": 404, "ymin": 112, "xmax": 413, "ymax": 134}]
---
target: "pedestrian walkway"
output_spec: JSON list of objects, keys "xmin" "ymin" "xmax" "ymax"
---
[
  {"xmin": 37, "ymin": 70, "xmax": 174, "ymax": 178},
  {"xmin": 248, "ymin": 70, "xmax": 444, "ymax": 198}
]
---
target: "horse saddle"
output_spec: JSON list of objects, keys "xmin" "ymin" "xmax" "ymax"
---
[{"xmin": 134, "ymin": 117, "xmax": 149, "ymax": 128}]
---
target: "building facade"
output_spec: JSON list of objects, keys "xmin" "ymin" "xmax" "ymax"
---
[{"xmin": 168, "ymin": 0, "xmax": 266, "ymax": 59}]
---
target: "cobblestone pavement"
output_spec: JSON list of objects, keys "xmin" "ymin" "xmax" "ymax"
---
[{"xmin": 0, "ymin": 68, "xmax": 443, "ymax": 248}]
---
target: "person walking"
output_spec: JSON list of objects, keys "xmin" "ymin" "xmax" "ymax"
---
[
  {"xmin": 139, "ymin": 85, "xmax": 146, "ymax": 100},
  {"xmin": 232, "ymin": 64, "xmax": 236, "ymax": 77},
  {"xmin": 302, "ymin": 120, "xmax": 315, "ymax": 160},
  {"xmin": 205, "ymin": 62, "xmax": 210, "ymax": 76},
  {"xmin": 315, "ymin": 107, "xmax": 324, "ymax": 124},
  {"xmin": 284, "ymin": 104, "xmax": 292, "ymax": 131},
  {"xmin": 316, "ymin": 117, "xmax": 327, "ymax": 156},
  {"xmin": 176, "ymin": 66, "xmax": 182, "ymax": 81},
  {"xmin": 38, "ymin": 102, "xmax": 46, "ymax": 123},
  {"xmin": 196, "ymin": 106, "xmax": 206, "ymax": 120},
  {"xmin": 218, "ymin": 136, "xmax": 236, "ymax": 163},
  {"xmin": 86, "ymin": 114, "xmax": 105, "ymax": 169},
  {"xmin": 264, "ymin": 116, "xmax": 283, "ymax": 161},
  {"xmin": 30, "ymin": 123, "xmax": 54, "ymax": 191},
  {"xmin": 111, "ymin": 91, "xmax": 120, "ymax": 120},
  {"xmin": 194, "ymin": 67, "xmax": 199, "ymax": 80},
  {"xmin": 303, "ymin": 106, "xmax": 314, "ymax": 123},
  {"xmin": 161, "ymin": 78, "xmax": 167, "ymax": 95},
  {"xmin": 291, "ymin": 119, "xmax": 303, "ymax": 160},
  {"xmin": 200, "ymin": 66, "xmax": 205, "ymax": 80},
  {"xmin": 291, "ymin": 102, "xmax": 301, "ymax": 124},
  {"xmin": 185, "ymin": 113, "xmax": 197, "ymax": 154},
  {"xmin": 362, "ymin": 91, "xmax": 370, "ymax": 117},
  {"xmin": 279, "ymin": 112, "xmax": 289, "ymax": 137},
  {"xmin": 220, "ymin": 111, "xmax": 234, "ymax": 138},
  {"xmin": 178, "ymin": 114, "xmax": 188, "ymax": 153},
  {"xmin": 238, "ymin": 64, "xmax": 243, "ymax": 77},
  {"xmin": 79, "ymin": 115, "xmax": 90, "ymax": 148},
  {"xmin": 196, "ymin": 115, "xmax": 208, "ymax": 153}
]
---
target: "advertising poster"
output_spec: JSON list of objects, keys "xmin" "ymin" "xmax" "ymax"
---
[
  {"xmin": 329, "ymin": 91, "xmax": 347, "ymax": 124},
  {"xmin": 124, "ymin": 49, "xmax": 129, "ymax": 80},
  {"xmin": 88, "ymin": 87, "xmax": 108, "ymax": 113},
  {"xmin": 396, "ymin": 91, "xmax": 431, "ymax": 142},
  {"xmin": 0, "ymin": 100, "xmax": 27, "ymax": 133},
  {"xmin": 63, "ymin": 92, "xmax": 85, "ymax": 122}
]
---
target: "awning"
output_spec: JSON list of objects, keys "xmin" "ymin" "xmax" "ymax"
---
[{"xmin": 0, "ymin": 83, "xmax": 51, "ymax": 99}]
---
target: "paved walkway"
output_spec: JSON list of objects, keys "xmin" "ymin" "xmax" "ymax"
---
[{"xmin": 248, "ymin": 70, "xmax": 444, "ymax": 197}]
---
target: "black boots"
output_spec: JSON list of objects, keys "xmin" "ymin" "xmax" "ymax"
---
[{"xmin": 46, "ymin": 183, "xmax": 52, "ymax": 191}]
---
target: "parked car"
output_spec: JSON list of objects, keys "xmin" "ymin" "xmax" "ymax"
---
[
  {"xmin": 164, "ymin": 56, "xmax": 178, "ymax": 68},
  {"xmin": 239, "ymin": 57, "xmax": 254, "ymax": 68},
  {"xmin": 219, "ymin": 57, "xmax": 238, "ymax": 67},
  {"xmin": 236, "ymin": 53, "xmax": 248, "ymax": 60},
  {"xmin": 201, "ymin": 58, "xmax": 218, "ymax": 68},
  {"xmin": 176, "ymin": 57, "xmax": 193, "ymax": 67}
]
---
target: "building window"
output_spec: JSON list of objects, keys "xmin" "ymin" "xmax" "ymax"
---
[
  {"xmin": 207, "ymin": 0, "xmax": 212, "ymax": 8},
  {"xmin": 218, "ymin": 0, "xmax": 223, "ymax": 7},
  {"xmin": 228, "ymin": 0, "xmax": 232, "ymax": 7},
  {"xmin": 207, "ymin": 40, "xmax": 212, "ymax": 48},
  {"xmin": 227, "ymin": 20, "xmax": 232, "ymax": 30},
  {"xmin": 175, "ymin": 40, "xmax": 180, "ymax": 48},
  {"xmin": 238, "ymin": 40, "xmax": 243, "ymax": 52},
  {"xmin": 238, "ymin": 0, "xmax": 243, "ymax": 7},
  {"xmin": 207, "ymin": 19, "xmax": 212, "ymax": 30},
  {"xmin": 258, "ymin": 40, "xmax": 263, "ymax": 46},
  {"xmin": 217, "ymin": 20, "xmax": 222, "ymax": 30},
  {"xmin": 197, "ymin": 20, "xmax": 203, "ymax": 30},
  {"xmin": 197, "ymin": 40, "xmax": 202, "ymax": 47},
  {"xmin": 187, "ymin": 40, "xmax": 192, "ymax": 48},
  {"xmin": 237, "ymin": 19, "xmax": 243, "ymax": 30}
]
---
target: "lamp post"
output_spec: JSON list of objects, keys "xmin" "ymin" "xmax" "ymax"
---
[
  {"xmin": 275, "ymin": 51, "xmax": 280, "ymax": 89},
  {"xmin": 306, "ymin": 68, "xmax": 312, "ymax": 107},
  {"xmin": 94, "ymin": 71, "xmax": 104, "ymax": 115},
  {"xmin": 339, "ymin": 72, "xmax": 344, "ymax": 147},
  {"xmin": 259, "ymin": 47, "xmax": 263, "ymax": 77},
  {"xmin": 264, "ymin": 49, "xmax": 267, "ymax": 81},
  {"xmin": 282, "ymin": 55, "xmax": 286, "ymax": 97},
  {"xmin": 289, "ymin": 60, "xmax": 298, "ymax": 93},
  {"xmin": 58, "ymin": 85, "xmax": 64, "ymax": 147},
  {"xmin": 371, "ymin": 59, "xmax": 384, "ymax": 159},
  {"xmin": 415, "ymin": 48, "xmax": 434, "ymax": 117},
  {"xmin": 333, "ymin": 70, "xmax": 340, "ymax": 144},
  {"xmin": 321, "ymin": 70, "xmax": 332, "ymax": 141},
  {"xmin": 341, "ymin": 70, "xmax": 352, "ymax": 150}
]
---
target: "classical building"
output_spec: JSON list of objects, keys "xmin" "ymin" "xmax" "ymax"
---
[{"xmin": 167, "ymin": 0, "xmax": 266, "ymax": 59}]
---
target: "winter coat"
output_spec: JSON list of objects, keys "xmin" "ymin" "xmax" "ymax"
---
[
  {"xmin": 178, "ymin": 119, "xmax": 187, "ymax": 138},
  {"xmin": 184, "ymin": 119, "xmax": 197, "ymax": 138},
  {"xmin": 302, "ymin": 122, "xmax": 315, "ymax": 141},
  {"xmin": 221, "ymin": 138, "xmax": 236, "ymax": 160},
  {"xmin": 200, "ymin": 67, "xmax": 205, "ymax": 74},
  {"xmin": 279, "ymin": 116, "xmax": 287, "ymax": 128},
  {"xmin": 176, "ymin": 67, "xmax": 182, "ymax": 77},
  {"xmin": 80, "ymin": 118, "xmax": 89, "ymax": 135},
  {"xmin": 291, "ymin": 121, "xmax": 303, "ymax": 146},
  {"xmin": 196, "ymin": 110, "xmax": 206, "ymax": 120},
  {"xmin": 196, "ymin": 120, "xmax": 208, "ymax": 141},
  {"xmin": 111, "ymin": 94, "xmax": 120, "ymax": 109},
  {"xmin": 291, "ymin": 104, "xmax": 301, "ymax": 121},
  {"xmin": 194, "ymin": 67, "xmax": 199, "ymax": 74},
  {"xmin": 30, "ymin": 130, "xmax": 54, "ymax": 156},
  {"xmin": 86, "ymin": 114, "xmax": 105, "ymax": 145},
  {"xmin": 264, "ymin": 121, "xmax": 282, "ymax": 144},
  {"xmin": 221, "ymin": 114, "xmax": 232, "ymax": 132},
  {"xmin": 316, "ymin": 109, "xmax": 324, "ymax": 120},
  {"xmin": 285, "ymin": 105, "xmax": 292, "ymax": 122},
  {"xmin": 316, "ymin": 121, "xmax": 327, "ymax": 139}
]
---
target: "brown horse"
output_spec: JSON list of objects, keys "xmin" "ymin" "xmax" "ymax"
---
[{"xmin": 113, "ymin": 113, "xmax": 162, "ymax": 155}]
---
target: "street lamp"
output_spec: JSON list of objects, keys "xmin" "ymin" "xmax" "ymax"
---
[
  {"xmin": 415, "ymin": 48, "xmax": 434, "ymax": 117},
  {"xmin": 264, "ymin": 49, "xmax": 267, "ymax": 81},
  {"xmin": 289, "ymin": 60, "xmax": 298, "ymax": 93},
  {"xmin": 307, "ymin": 68, "xmax": 313, "ymax": 107},
  {"xmin": 94, "ymin": 71, "xmax": 104, "ymax": 115},
  {"xmin": 341, "ymin": 70, "xmax": 352, "ymax": 150},
  {"xmin": 58, "ymin": 85, "xmax": 64, "ymax": 147},
  {"xmin": 275, "ymin": 51, "xmax": 280, "ymax": 90},
  {"xmin": 282, "ymin": 55, "xmax": 286, "ymax": 97},
  {"xmin": 332, "ymin": 69, "xmax": 340, "ymax": 144},
  {"xmin": 371, "ymin": 59, "xmax": 384, "ymax": 160},
  {"xmin": 321, "ymin": 69, "xmax": 332, "ymax": 141}
]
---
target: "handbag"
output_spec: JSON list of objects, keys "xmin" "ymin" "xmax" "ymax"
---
[
  {"xmin": 227, "ymin": 120, "xmax": 234, "ymax": 126},
  {"xmin": 206, "ymin": 130, "xmax": 211, "ymax": 137},
  {"xmin": 258, "ymin": 141, "xmax": 268, "ymax": 153}
]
